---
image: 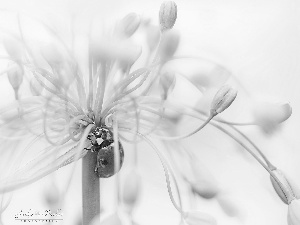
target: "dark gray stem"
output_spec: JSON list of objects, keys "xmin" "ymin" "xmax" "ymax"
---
[{"xmin": 82, "ymin": 151, "xmax": 100, "ymax": 225}]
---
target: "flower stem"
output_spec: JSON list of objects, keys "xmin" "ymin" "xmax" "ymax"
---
[
  {"xmin": 82, "ymin": 151, "xmax": 100, "ymax": 225},
  {"xmin": 228, "ymin": 125, "xmax": 276, "ymax": 170}
]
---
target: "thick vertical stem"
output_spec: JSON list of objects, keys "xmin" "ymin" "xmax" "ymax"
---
[{"xmin": 82, "ymin": 151, "xmax": 100, "ymax": 225}]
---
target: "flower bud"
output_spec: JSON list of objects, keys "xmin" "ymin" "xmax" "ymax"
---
[
  {"xmin": 30, "ymin": 78, "xmax": 44, "ymax": 96},
  {"xmin": 44, "ymin": 183, "xmax": 60, "ymax": 207},
  {"xmin": 146, "ymin": 25, "xmax": 160, "ymax": 52},
  {"xmin": 7, "ymin": 64, "xmax": 23, "ymax": 90},
  {"xmin": 288, "ymin": 199, "xmax": 300, "ymax": 225},
  {"xmin": 160, "ymin": 72, "xmax": 176, "ymax": 99},
  {"xmin": 189, "ymin": 159, "xmax": 219, "ymax": 199},
  {"xmin": 92, "ymin": 37, "xmax": 142, "ymax": 65},
  {"xmin": 116, "ymin": 13, "xmax": 141, "ymax": 38},
  {"xmin": 270, "ymin": 169, "xmax": 297, "ymax": 204},
  {"xmin": 216, "ymin": 193, "xmax": 242, "ymax": 218},
  {"xmin": 184, "ymin": 211, "xmax": 217, "ymax": 225},
  {"xmin": 252, "ymin": 101, "xmax": 292, "ymax": 134},
  {"xmin": 122, "ymin": 170, "xmax": 141, "ymax": 213},
  {"xmin": 210, "ymin": 85, "xmax": 237, "ymax": 116},
  {"xmin": 159, "ymin": 1, "xmax": 177, "ymax": 32},
  {"xmin": 190, "ymin": 181, "xmax": 219, "ymax": 199},
  {"xmin": 159, "ymin": 30, "xmax": 180, "ymax": 61},
  {"xmin": 41, "ymin": 43, "xmax": 64, "ymax": 67},
  {"xmin": 3, "ymin": 37, "xmax": 23, "ymax": 61}
]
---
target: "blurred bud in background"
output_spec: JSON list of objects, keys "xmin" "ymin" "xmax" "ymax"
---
[
  {"xmin": 3, "ymin": 36, "xmax": 24, "ymax": 61},
  {"xmin": 146, "ymin": 25, "xmax": 160, "ymax": 53},
  {"xmin": 7, "ymin": 63, "xmax": 23, "ymax": 91},
  {"xmin": 252, "ymin": 101, "xmax": 292, "ymax": 134},
  {"xmin": 44, "ymin": 181, "xmax": 61, "ymax": 210},
  {"xmin": 159, "ymin": 30, "xmax": 180, "ymax": 61},
  {"xmin": 188, "ymin": 158, "xmax": 219, "ymax": 200},
  {"xmin": 159, "ymin": 71, "xmax": 176, "ymax": 100},
  {"xmin": 30, "ymin": 78, "xmax": 44, "ymax": 96},
  {"xmin": 115, "ymin": 13, "xmax": 141, "ymax": 38},
  {"xmin": 122, "ymin": 169, "xmax": 142, "ymax": 215}
]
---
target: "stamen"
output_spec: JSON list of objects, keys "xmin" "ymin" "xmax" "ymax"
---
[
  {"xmin": 119, "ymin": 127, "xmax": 184, "ymax": 215},
  {"xmin": 94, "ymin": 62, "xmax": 107, "ymax": 125}
]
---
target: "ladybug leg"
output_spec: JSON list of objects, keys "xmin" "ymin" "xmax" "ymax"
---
[{"xmin": 94, "ymin": 151, "xmax": 101, "ymax": 174}]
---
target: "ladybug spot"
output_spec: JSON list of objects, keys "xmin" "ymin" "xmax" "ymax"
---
[{"xmin": 100, "ymin": 159, "xmax": 109, "ymax": 167}]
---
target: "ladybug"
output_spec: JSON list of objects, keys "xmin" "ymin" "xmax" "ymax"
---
[{"xmin": 86, "ymin": 126, "xmax": 124, "ymax": 178}]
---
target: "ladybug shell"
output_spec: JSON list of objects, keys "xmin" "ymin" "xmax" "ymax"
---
[{"xmin": 95, "ymin": 141, "xmax": 124, "ymax": 178}]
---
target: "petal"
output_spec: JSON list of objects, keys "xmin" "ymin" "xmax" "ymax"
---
[{"xmin": 0, "ymin": 142, "xmax": 87, "ymax": 193}]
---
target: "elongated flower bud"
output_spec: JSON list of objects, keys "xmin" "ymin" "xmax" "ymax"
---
[
  {"xmin": 160, "ymin": 72, "xmax": 176, "ymax": 99},
  {"xmin": 252, "ymin": 101, "xmax": 292, "ymax": 134},
  {"xmin": 190, "ymin": 181, "xmax": 219, "ymax": 199},
  {"xmin": 159, "ymin": 1, "xmax": 177, "ymax": 32},
  {"xmin": 184, "ymin": 211, "xmax": 217, "ymax": 225},
  {"xmin": 92, "ymin": 38, "xmax": 142, "ymax": 65},
  {"xmin": 44, "ymin": 183, "xmax": 60, "ymax": 207},
  {"xmin": 146, "ymin": 25, "xmax": 160, "ymax": 52},
  {"xmin": 3, "ymin": 37, "xmax": 23, "ymax": 61},
  {"xmin": 216, "ymin": 193, "xmax": 242, "ymax": 218},
  {"xmin": 159, "ymin": 30, "xmax": 180, "ymax": 61},
  {"xmin": 116, "ymin": 13, "xmax": 141, "ymax": 38},
  {"xmin": 41, "ymin": 43, "xmax": 63, "ymax": 67},
  {"xmin": 210, "ymin": 85, "xmax": 237, "ymax": 116},
  {"xmin": 270, "ymin": 169, "xmax": 297, "ymax": 204},
  {"xmin": 189, "ymin": 158, "xmax": 219, "ymax": 199},
  {"xmin": 288, "ymin": 199, "xmax": 300, "ymax": 225},
  {"xmin": 30, "ymin": 78, "xmax": 44, "ymax": 96},
  {"xmin": 122, "ymin": 170, "xmax": 141, "ymax": 213},
  {"xmin": 7, "ymin": 64, "xmax": 23, "ymax": 90}
]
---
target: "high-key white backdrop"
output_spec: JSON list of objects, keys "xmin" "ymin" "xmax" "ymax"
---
[{"xmin": 1, "ymin": 0, "xmax": 300, "ymax": 225}]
